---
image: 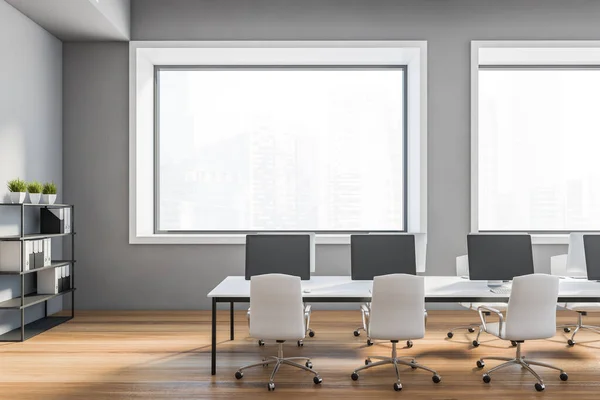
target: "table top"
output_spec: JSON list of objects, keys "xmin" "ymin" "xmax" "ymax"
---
[{"xmin": 208, "ymin": 276, "xmax": 600, "ymax": 303}]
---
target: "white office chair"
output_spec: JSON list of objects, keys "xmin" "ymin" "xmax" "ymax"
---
[
  {"xmin": 248, "ymin": 305, "xmax": 314, "ymax": 347},
  {"xmin": 550, "ymin": 233, "xmax": 600, "ymax": 346},
  {"xmin": 475, "ymin": 273, "xmax": 568, "ymax": 392},
  {"xmin": 446, "ymin": 255, "xmax": 509, "ymax": 347},
  {"xmin": 353, "ymin": 233, "xmax": 427, "ymax": 346},
  {"xmin": 235, "ymin": 274, "xmax": 323, "ymax": 391},
  {"xmin": 350, "ymin": 274, "xmax": 441, "ymax": 391}
]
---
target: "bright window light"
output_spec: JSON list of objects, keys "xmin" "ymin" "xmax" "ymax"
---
[
  {"xmin": 478, "ymin": 68, "xmax": 600, "ymax": 231},
  {"xmin": 157, "ymin": 67, "xmax": 407, "ymax": 232}
]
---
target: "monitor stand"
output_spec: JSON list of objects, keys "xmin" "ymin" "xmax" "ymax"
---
[{"xmin": 486, "ymin": 280, "xmax": 504, "ymax": 288}]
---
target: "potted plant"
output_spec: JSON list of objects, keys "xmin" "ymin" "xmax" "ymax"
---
[
  {"xmin": 27, "ymin": 181, "xmax": 43, "ymax": 204},
  {"xmin": 7, "ymin": 178, "xmax": 27, "ymax": 204},
  {"xmin": 42, "ymin": 182, "xmax": 57, "ymax": 205}
]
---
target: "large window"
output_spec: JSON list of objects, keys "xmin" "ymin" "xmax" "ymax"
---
[
  {"xmin": 475, "ymin": 43, "xmax": 600, "ymax": 232},
  {"xmin": 130, "ymin": 42, "xmax": 426, "ymax": 244},
  {"xmin": 156, "ymin": 67, "xmax": 407, "ymax": 232}
]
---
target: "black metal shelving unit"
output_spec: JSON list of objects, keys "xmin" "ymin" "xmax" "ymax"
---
[{"xmin": 0, "ymin": 203, "xmax": 75, "ymax": 342}]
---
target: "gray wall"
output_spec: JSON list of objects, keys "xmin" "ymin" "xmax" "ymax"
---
[
  {"xmin": 0, "ymin": 0, "xmax": 63, "ymax": 333},
  {"xmin": 63, "ymin": 0, "xmax": 600, "ymax": 310}
]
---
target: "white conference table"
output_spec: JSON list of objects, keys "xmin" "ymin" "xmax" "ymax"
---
[{"xmin": 207, "ymin": 275, "xmax": 600, "ymax": 375}]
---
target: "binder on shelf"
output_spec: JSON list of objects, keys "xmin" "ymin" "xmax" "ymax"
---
[
  {"xmin": 64, "ymin": 208, "xmax": 71, "ymax": 233},
  {"xmin": 25, "ymin": 242, "xmax": 33, "ymax": 271},
  {"xmin": 0, "ymin": 242, "xmax": 32, "ymax": 272},
  {"xmin": 43, "ymin": 238, "xmax": 51, "ymax": 266},
  {"xmin": 64, "ymin": 265, "xmax": 71, "ymax": 290},
  {"xmin": 33, "ymin": 240, "xmax": 44, "ymax": 269},
  {"xmin": 59, "ymin": 266, "xmax": 66, "ymax": 292},
  {"xmin": 37, "ymin": 268, "xmax": 60, "ymax": 294},
  {"xmin": 40, "ymin": 208, "xmax": 71, "ymax": 234}
]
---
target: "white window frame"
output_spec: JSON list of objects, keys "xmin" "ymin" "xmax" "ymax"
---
[
  {"xmin": 471, "ymin": 40, "xmax": 600, "ymax": 245},
  {"xmin": 130, "ymin": 41, "xmax": 428, "ymax": 244}
]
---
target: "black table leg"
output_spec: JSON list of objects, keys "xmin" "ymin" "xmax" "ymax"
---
[
  {"xmin": 211, "ymin": 297, "xmax": 217, "ymax": 375},
  {"xmin": 230, "ymin": 301, "xmax": 235, "ymax": 340}
]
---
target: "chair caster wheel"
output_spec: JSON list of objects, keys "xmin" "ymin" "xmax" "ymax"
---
[
  {"xmin": 410, "ymin": 361, "xmax": 417, "ymax": 369},
  {"xmin": 305, "ymin": 361, "xmax": 313, "ymax": 369},
  {"xmin": 511, "ymin": 341, "xmax": 517, "ymax": 347},
  {"xmin": 258, "ymin": 340, "xmax": 265, "ymax": 346},
  {"xmin": 483, "ymin": 374, "xmax": 491, "ymax": 383},
  {"xmin": 567, "ymin": 339, "xmax": 575, "ymax": 346},
  {"xmin": 297, "ymin": 340, "xmax": 304, "ymax": 347},
  {"xmin": 365, "ymin": 358, "xmax": 371, "ymax": 365},
  {"xmin": 406, "ymin": 340, "xmax": 413, "ymax": 348},
  {"xmin": 308, "ymin": 330, "xmax": 315, "ymax": 338},
  {"xmin": 313, "ymin": 376, "xmax": 323, "ymax": 384},
  {"xmin": 432, "ymin": 374, "xmax": 441, "ymax": 383},
  {"xmin": 393, "ymin": 382, "xmax": 402, "ymax": 391},
  {"xmin": 472, "ymin": 340, "xmax": 480, "ymax": 347},
  {"xmin": 476, "ymin": 360, "xmax": 485, "ymax": 369},
  {"xmin": 560, "ymin": 372, "xmax": 568, "ymax": 381},
  {"xmin": 353, "ymin": 330, "xmax": 361, "ymax": 337},
  {"xmin": 447, "ymin": 332, "xmax": 454, "ymax": 339},
  {"xmin": 468, "ymin": 327, "xmax": 476, "ymax": 333},
  {"xmin": 351, "ymin": 372, "xmax": 359, "ymax": 381},
  {"xmin": 564, "ymin": 327, "xmax": 571, "ymax": 333},
  {"xmin": 367, "ymin": 339, "xmax": 373, "ymax": 346},
  {"xmin": 235, "ymin": 371, "xmax": 243, "ymax": 379},
  {"xmin": 267, "ymin": 382, "xmax": 275, "ymax": 391},
  {"xmin": 535, "ymin": 383, "xmax": 545, "ymax": 391}
]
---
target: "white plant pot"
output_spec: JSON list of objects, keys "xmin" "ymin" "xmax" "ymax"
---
[
  {"xmin": 42, "ymin": 194, "xmax": 57, "ymax": 205},
  {"xmin": 29, "ymin": 193, "xmax": 41, "ymax": 204},
  {"xmin": 9, "ymin": 192, "xmax": 26, "ymax": 204}
]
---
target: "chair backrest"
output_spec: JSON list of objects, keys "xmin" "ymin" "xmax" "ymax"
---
[
  {"xmin": 567, "ymin": 233, "xmax": 587, "ymax": 277},
  {"xmin": 369, "ymin": 274, "xmax": 425, "ymax": 340},
  {"xmin": 505, "ymin": 274, "xmax": 559, "ymax": 340},
  {"xmin": 249, "ymin": 274, "xmax": 305, "ymax": 340},
  {"xmin": 456, "ymin": 255, "xmax": 469, "ymax": 277}
]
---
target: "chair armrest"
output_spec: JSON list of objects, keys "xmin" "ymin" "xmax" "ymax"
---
[
  {"xmin": 304, "ymin": 304, "xmax": 312, "ymax": 315},
  {"xmin": 477, "ymin": 305, "xmax": 504, "ymax": 334}
]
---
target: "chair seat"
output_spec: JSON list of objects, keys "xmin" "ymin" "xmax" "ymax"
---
[
  {"xmin": 484, "ymin": 322, "xmax": 506, "ymax": 338},
  {"xmin": 460, "ymin": 302, "xmax": 508, "ymax": 311},
  {"xmin": 565, "ymin": 303, "xmax": 600, "ymax": 312}
]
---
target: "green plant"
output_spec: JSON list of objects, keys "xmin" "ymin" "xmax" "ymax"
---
[
  {"xmin": 42, "ymin": 182, "xmax": 57, "ymax": 195},
  {"xmin": 7, "ymin": 178, "xmax": 27, "ymax": 193},
  {"xmin": 27, "ymin": 181, "xmax": 43, "ymax": 194}
]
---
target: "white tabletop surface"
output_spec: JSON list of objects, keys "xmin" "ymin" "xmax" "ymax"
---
[{"xmin": 207, "ymin": 276, "xmax": 600, "ymax": 300}]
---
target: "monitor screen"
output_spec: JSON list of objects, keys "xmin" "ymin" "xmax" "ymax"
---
[
  {"xmin": 583, "ymin": 235, "xmax": 600, "ymax": 280},
  {"xmin": 467, "ymin": 234, "xmax": 534, "ymax": 281},
  {"xmin": 245, "ymin": 234, "xmax": 311, "ymax": 280},
  {"xmin": 351, "ymin": 234, "xmax": 416, "ymax": 280}
]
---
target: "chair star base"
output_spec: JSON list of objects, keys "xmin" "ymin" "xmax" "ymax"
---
[
  {"xmin": 477, "ymin": 343, "xmax": 568, "ymax": 391},
  {"xmin": 350, "ymin": 341, "xmax": 441, "ymax": 391},
  {"xmin": 235, "ymin": 342, "xmax": 322, "ymax": 391},
  {"xmin": 559, "ymin": 311, "xmax": 600, "ymax": 346}
]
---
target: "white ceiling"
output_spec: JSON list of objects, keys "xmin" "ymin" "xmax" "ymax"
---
[{"xmin": 5, "ymin": 0, "xmax": 130, "ymax": 41}]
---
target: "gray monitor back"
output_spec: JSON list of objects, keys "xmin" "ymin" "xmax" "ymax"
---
[
  {"xmin": 583, "ymin": 234, "xmax": 600, "ymax": 281},
  {"xmin": 351, "ymin": 234, "xmax": 416, "ymax": 280},
  {"xmin": 467, "ymin": 234, "xmax": 534, "ymax": 281},
  {"xmin": 245, "ymin": 234, "xmax": 311, "ymax": 280}
]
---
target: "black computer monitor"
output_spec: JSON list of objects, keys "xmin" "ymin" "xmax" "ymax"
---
[
  {"xmin": 583, "ymin": 234, "xmax": 600, "ymax": 281},
  {"xmin": 245, "ymin": 234, "xmax": 312, "ymax": 280},
  {"xmin": 350, "ymin": 234, "xmax": 416, "ymax": 280},
  {"xmin": 466, "ymin": 234, "xmax": 534, "ymax": 281}
]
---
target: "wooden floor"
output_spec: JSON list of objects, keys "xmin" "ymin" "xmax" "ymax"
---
[{"xmin": 1, "ymin": 310, "xmax": 600, "ymax": 399}]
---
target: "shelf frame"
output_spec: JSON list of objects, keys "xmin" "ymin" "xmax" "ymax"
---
[
  {"xmin": 0, "ymin": 203, "xmax": 75, "ymax": 341},
  {"xmin": 0, "ymin": 260, "xmax": 75, "ymax": 275}
]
